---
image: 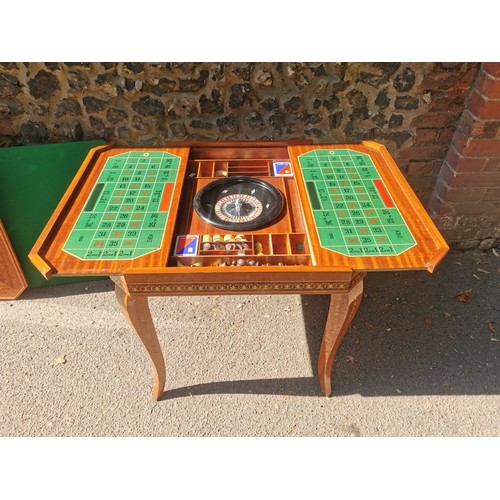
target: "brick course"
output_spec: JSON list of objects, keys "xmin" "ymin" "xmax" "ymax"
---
[{"xmin": 429, "ymin": 62, "xmax": 500, "ymax": 250}]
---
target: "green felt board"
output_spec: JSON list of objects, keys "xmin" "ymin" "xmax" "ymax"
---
[
  {"xmin": 298, "ymin": 149, "xmax": 416, "ymax": 257},
  {"xmin": 0, "ymin": 140, "xmax": 106, "ymax": 288},
  {"xmin": 64, "ymin": 151, "xmax": 181, "ymax": 260}
]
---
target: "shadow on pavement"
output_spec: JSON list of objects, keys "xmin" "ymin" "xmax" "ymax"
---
[
  {"xmin": 302, "ymin": 251, "xmax": 500, "ymax": 398},
  {"xmin": 161, "ymin": 251, "xmax": 499, "ymax": 400},
  {"xmin": 17, "ymin": 278, "xmax": 113, "ymax": 300},
  {"xmin": 161, "ymin": 377, "xmax": 322, "ymax": 400}
]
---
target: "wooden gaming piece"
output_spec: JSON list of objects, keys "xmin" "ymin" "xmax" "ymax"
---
[{"xmin": 0, "ymin": 220, "xmax": 27, "ymax": 300}]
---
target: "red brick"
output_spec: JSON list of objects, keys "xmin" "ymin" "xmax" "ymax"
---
[
  {"xmin": 483, "ymin": 158, "xmax": 500, "ymax": 172},
  {"xmin": 411, "ymin": 111, "xmax": 460, "ymax": 128},
  {"xmin": 456, "ymin": 110, "xmax": 499, "ymax": 139},
  {"xmin": 430, "ymin": 178, "xmax": 449, "ymax": 201},
  {"xmin": 439, "ymin": 161, "xmax": 458, "ymax": 186},
  {"xmin": 437, "ymin": 128, "xmax": 455, "ymax": 144},
  {"xmin": 469, "ymin": 90, "xmax": 500, "ymax": 120},
  {"xmin": 437, "ymin": 202, "xmax": 459, "ymax": 217},
  {"xmin": 414, "ymin": 128, "xmax": 438, "ymax": 144},
  {"xmin": 419, "ymin": 72, "xmax": 460, "ymax": 91},
  {"xmin": 440, "ymin": 228, "xmax": 479, "ymax": 242},
  {"xmin": 475, "ymin": 70, "xmax": 500, "ymax": 99},
  {"xmin": 456, "ymin": 110, "xmax": 473, "ymax": 135},
  {"xmin": 443, "ymin": 187, "xmax": 486, "ymax": 202},
  {"xmin": 453, "ymin": 172, "xmax": 500, "ymax": 187},
  {"xmin": 442, "ymin": 187, "xmax": 467, "ymax": 202},
  {"xmin": 457, "ymin": 67, "xmax": 481, "ymax": 90},
  {"xmin": 475, "ymin": 226, "xmax": 500, "ymax": 239},
  {"xmin": 419, "ymin": 68, "xmax": 477, "ymax": 92},
  {"xmin": 448, "ymin": 200, "xmax": 499, "ymax": 215},
  {"xmin": 453, "ymin": 130, "xmax": 500, "ymax": 157},
  {"xmin": 455, "ymin": 214, "xmax": 500, "ymax": 229},
  {"xmin": 446, "ymin": 223, "xmax": 500, "ymax": 243},
  {"xmin": 407, "ymin": 160, "xmax": 442, "ymax": 176},
  {"xmin": 484, "ymin": 188, "xmax": 500, "ymax": 201},
  {"xmin": 452, "ymin": 129, "xmax": 469, "ymax": 153},
  {"xmin": 446, "ymin": 145, "xmax": 487, "ymax": 172},
  {"xmin": 428, "ymin": 89, "xmax": 468, "ymax": 112},
  {"xmin": 467, "ymin": 187, "xmax": 490, "ymax": 201},
  {"xmin": 426, "ymin": 195, "xmax": 443, "ymax": 217},
  {"xmin": 482, "ymin": 63, "xmax": 500, "ymax": 78},
  {"xmin": 469, "ymin": 121, "xmax": 500, "ymax": 139},
  {"xmin": 434, "ymin": 215, "xmax": 457, "ymax": 229},
  {"xmin": 461, "ymin": 138, "xmax": 500, "ymax": 157},
  {"xmin": 398, "ymin": 143, "xmax": 448, "ymax": 162},
  {"xmin": 406, "ymin": 175, "xmax": 437, "ymax": 191}
]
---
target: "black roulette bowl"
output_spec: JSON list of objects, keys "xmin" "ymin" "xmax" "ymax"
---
[{"xmin": 193, "ymin": 176, "xmax": 285, "ymax": 231}]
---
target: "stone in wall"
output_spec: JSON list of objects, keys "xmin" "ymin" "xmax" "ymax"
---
[
  {"xmin": 179, "ymin": 69, "xmax": 209, "ymax": 92},
  {"xmin": 199, "ymin": 90, "xmax": 224, "ymax": 115},
  {"xmin": 56, "ymin": 98, "xmax": 82, "ymax": 117},
  {"xmin": 54, "ymin": 121, "xmax": 83, "ymax": 141},
  {"xmin": 0, "ymin": 74, "xmax": 21, "ymax": 97},
  {"xmin": 375, "ymin": 89, "xmax": 390, "ymax": 109},
  {"xmin": 27, "ymin": 70, "xmax": 59, "ymax": 99},
  {"xmin": 131, "ymin": 96, "xmax": 165, "ymax": 116},
  {"xmin": 20, "ymin": 121, "xmax": 48, "ymax": 144},
  {"xmin": 67, "ymin": 70, "xmax": 89, "ymax": 93},
  {"xmin": 393, "ymin": 68, "xmax": 416, "ymax": 92},
  {"xmin": 388, "ymin": 114, "xmax": 404, "ymax": 128},
  {"xmin": 106, "ymin": 108, "xmax": 128, "ymax": 124},
  {"xmin": 142, "ymin": 77, "xmax": 176, "ymax": 96}
]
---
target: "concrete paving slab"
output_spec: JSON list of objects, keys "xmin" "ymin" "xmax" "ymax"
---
[{"xmin": 0, "ymin": 250, "xmax": 499, "ymax": 437}]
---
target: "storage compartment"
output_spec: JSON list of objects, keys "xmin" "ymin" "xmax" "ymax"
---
[
  {"xmin": 253, "ymin": 234, "xmax": 271, "ymax": 255},
  {"xmin": 271, "ymin": 234, "xmax": 289, "ymax": 255},
  {"xmin": 168, "ymin": 231, "xmax": 311, "ymax": 268},
  {"xmin": 289, "ymin": 233, "xmax": 309, "ymax": 254},
  {"xmin": 186, "ymin": 161, "xmax": 200, "ymax": 178},
  {"xmin": 199, "ymin": 233, "xmax": 252, "ymax": 255},
  {"xmin": 214, "ymin": 161, "xmax": 228, "ymax": 177},
  {"xmin": 199, "ymin": 161, "xmax": 215, "ymax": 177},
  {"xmin": 168, "ymin": 253, "xmax": 311, "ymax": 268},
  {"xmin": 227, "ymin": 160, "xmax": 271, "ymax": 176}
]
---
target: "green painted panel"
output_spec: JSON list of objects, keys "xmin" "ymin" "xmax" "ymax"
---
[{"xmin": 0, "ymin": 140, "xmax": 106, "ymax": 288}]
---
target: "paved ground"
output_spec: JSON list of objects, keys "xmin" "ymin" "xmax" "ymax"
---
[{"xmin": 0, "ymin": 249, "xmax": 499, "ymax": 437}]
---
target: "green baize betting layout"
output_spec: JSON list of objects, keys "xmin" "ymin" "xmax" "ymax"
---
[{"xmin": 298, "ymin": 149, "xmax": 416, "ymax": 257}]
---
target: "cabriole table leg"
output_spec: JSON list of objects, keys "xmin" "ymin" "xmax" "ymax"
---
[
  {"xmin": 318, "ymin": 279, "xmax": 364, "ymax": 397},
  {"xmin": 114, "ymin": 281, "xmax": 166, "ymax": 401}
]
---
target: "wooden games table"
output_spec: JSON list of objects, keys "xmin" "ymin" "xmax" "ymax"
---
[{"xmin": 29, "ymin": 141, "xmax": 448, "ymax": 400}]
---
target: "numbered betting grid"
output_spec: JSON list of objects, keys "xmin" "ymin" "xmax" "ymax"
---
[
  {"xmin": 63, "ymin": 151, "xmax": 181, "ymax": 260},
  {"xmin": 298, "ymin": 149, "xmax": 416, "ymax": 257}
]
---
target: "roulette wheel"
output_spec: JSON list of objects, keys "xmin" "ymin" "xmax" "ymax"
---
[{"xmin": 193, "ymin": 176, "xmax": 284, "ymax": 230}]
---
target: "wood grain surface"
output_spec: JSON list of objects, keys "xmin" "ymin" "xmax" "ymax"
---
[
  {"xmin": 29, "ymin": 146, "xmax": 190, "ymax": 277},
  {"xmin": 289, "ymin": 141, "xmax": 449, "ymax": 272},
  {"xmin": 0, "ymin": 220, "xmax": 27, "ymax": 299}
]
